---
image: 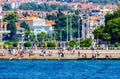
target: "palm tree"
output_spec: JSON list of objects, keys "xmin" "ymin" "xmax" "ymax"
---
[
  {"xmin": 29, "ymin": 32, "xmax": 35, "ymax": 42},
  {"xmin": 46, "ymin": 34, "xmax": 52, "ymax": 41},
  {"xmin": 102, "ymin": 33, "xmax": 111, "ymax": 47},
  {"xmin": 93, "ymin": 26, "xmax": 104, "ymax": 47},
  {"xmin": 37, "ymin": 31, "xmax": 46, "ymax": 42}
]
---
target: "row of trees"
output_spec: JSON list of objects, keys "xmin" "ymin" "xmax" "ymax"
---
[
  {"xmin": 46, "ymin": 9, "xmax": 81, "ymax": 41},
  {"xmin": 2, "ymin": 3, "xmax": 71, "ymax": 11},
  {"xmin": 88, "ymin": 0, "xmax": 118, "ymax": 5},
  {"xmin": 2, "ymin": 38, "xmax": 92, "ymax": 48},
  {"xmin": 93, "ymin": 8, "xmax": 120, "ymax": 46},
  {"xmin": 69, "ymin": 38, "xmax": 92, "ymax": 47},
  {"xmin": 1, "ymin": 41, "xmax": 56, "ymax": 48}
]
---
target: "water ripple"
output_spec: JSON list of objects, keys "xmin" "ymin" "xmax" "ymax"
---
[{"xmin": 0, "ymin": 60, "xmax": 120, "ymax": 79}]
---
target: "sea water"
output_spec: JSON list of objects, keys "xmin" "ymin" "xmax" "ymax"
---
[{"xmin": 0, "ymin": 60, "xmax": 120, "ymax": 79}]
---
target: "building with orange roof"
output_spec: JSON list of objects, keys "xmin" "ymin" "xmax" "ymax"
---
[
  {"xmin": 45, "ymin": 20, "xmax": 55, "ymax": 26},
  {"xmin": 19, "ymin": 15, "xmax": 54, "ymax": 36},
  {"xmin": 19, "ymin": 16, "xmax": 46, "ymax": 29}
]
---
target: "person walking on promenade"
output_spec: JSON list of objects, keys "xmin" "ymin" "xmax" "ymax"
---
[
  {"xmin": 78, "ymin": 51, "xmax": 80, "ymax": 58},
  {"xmin": 91, "ymin": 46, "xmax": 94, "ymax": 54}
]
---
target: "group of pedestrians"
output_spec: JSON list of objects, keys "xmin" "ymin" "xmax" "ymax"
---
[{"xmin": 39, "ymin": 49, "xmax": 52, "ymax": 56}]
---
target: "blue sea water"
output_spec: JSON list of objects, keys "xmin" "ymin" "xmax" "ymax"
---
[{"xmin": 0, "ymin": 60, "xmax": 120, "ymax": 79}]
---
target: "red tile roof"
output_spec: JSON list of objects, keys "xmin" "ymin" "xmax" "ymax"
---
[{"xmin": 45, "ymin": 20, "xmax": 55, "ymax": 25}]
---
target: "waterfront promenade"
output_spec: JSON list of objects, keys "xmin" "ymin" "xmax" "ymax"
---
[{"xmin": 0, "ymin": 48, "xmax": 120, "ymax": 60}]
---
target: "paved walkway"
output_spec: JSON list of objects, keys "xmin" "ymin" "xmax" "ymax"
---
[{"xmin": 0, "ymin": 49, "xmax": 120, "ymax": 60}]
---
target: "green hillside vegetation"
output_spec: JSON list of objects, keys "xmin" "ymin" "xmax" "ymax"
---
[
  {"xmin": 93, "ymin": 8, "xmax": 120, "ymax": 45},
  {"xmin": 88, "ymin": 0, "xmax": 118, "ymax": 5}
]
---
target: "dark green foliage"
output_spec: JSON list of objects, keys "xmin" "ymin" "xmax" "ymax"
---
[
  {"xmin": 24, "ymin": 42, "xmax": 32, "ymax": 47},
  {"xmin": 20, "ymin": 21, "xmax": 30, "ymax": 30},
  {"xmin": 4, "ymin": 13, "xmax": 18, "ymax": 22},
  {"xmin": 4, "ymin": 41, "xmax": 11, "ymax": 45},
  {"xmin": 37, "ymin": 32, "xmax": 46, "ymax": 42},
  {"xmin": 106, "ymin": 18, "xmax": 120, "ymax": 41},
  {"xmin": 6, "ymin": 20, "xmax": 18, "ymax": 42},
  {"xmin": 88, "ymin": 0, "xmax": 118, "ymax": 5},
  {"xmin": 19, "ymin": 2, "xmax": 38, "ymax": 10},
  {"xmin": 2, "ymin": 3, "xmax": 12, "ymax": 10},
  {"xmin": 3, "ymin": 41, "xmax": 12, "ymax": 48},
  {"xmin": 7, "ymin": 20, "xmax": 17, "ymax": 35},
  {"xmin": 12, "ymin": 42, "xmax": 18, "ymax": 47},
  {"xmin": 69, "ymin": 40, "xmax": 77, "ymax": 47},
  {"xmin": 20, "ymin": 22, "xmax": 30, "ymax": 41},
  {"xmin": 80, "ymin": 38, "xmax": 92, "ymax": 47},
  {"xmin": 93, "ymin": 9, "xmax": 120, "ymax": 44},
  {"xmin": 93, "ymin": 26, "xmax": 104, "ymax": 39},
  {"xmin": 19, "ymin": 3, "xmax": 70, "ymax": 11},
  {"xmin": 54, "ymin": 10, "xmax": 82, "ymax": 41},
  {"xmin": 29, "ymin": 32, "xmax": 35, "ymax": 41},
  {"xmin": 46, "ymin": 42, "xmax": 56, "ymax": 47},
  {"xmin": 114, "ymin": 42, "xmax": 119, "ymax": 47}
]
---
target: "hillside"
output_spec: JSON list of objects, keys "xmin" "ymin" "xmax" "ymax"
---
[{"xmin": 88, "ymin": 0, "xmax": 118, "ymax": 5}]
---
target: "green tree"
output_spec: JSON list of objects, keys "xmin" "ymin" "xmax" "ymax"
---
[
  {"xmin": 4, "ymin": 12, "xmax": 18, "ymax": 22},
  {"xmin": 93, "ymin": 26, "xmax": 104, "ymax": 46},
  {"xmin": 3, "ymin": 41, "xmax": 12, "ymax": 48},
  {"xmin": 19, "ymin": 2, "xmax": 38, "ymax": 10},
  {"xmin": 69, "ymin": 40, "xmax": 78, "ymax": 47},
  {"xmin": 102, "ymin": 33, "xmax": 111, "ymax": 46},
  {"xmin": 45, "ymin": 34, "xmax": 52, "ymax": 41},
  {"xmin": 114, "ymin": 42, "xmax": 119, "ymax": 47},
  {"xmin": 46, "ymin": 42, "xmax": 56, "ymax": 47},
  {"xmin": 24, "ymin": 42, "xmax": 32, "ymax": 47},
  {"xmin": 2, "ymin": 3, "xmax": 12, "ymax": 11},
  {"xmin": 88, "ymin": 0, "xmax": 117, "ymax": 4},
  {"xmin": 6, "ymin": 20, "xmax": 17, "ymax": 41},
  {"xmin": 37, "ymin": 32, "xmax": 46, "ymax": 42},
  {"xmin": 80, "ymin": 38, "xmax": 92, "ymax": 47},
  {"xmin": 20, "ymin": 21, "xmax": 30, "ymax": 41},
  {"xmin": 29, "ymin": 32, "xmax": 35, "ymax": 41},
  {"xmin": 4, "ymin": 41, "xmax": 11, "ymax": 45},
  {"xmin": 20, "ymin": 21, "xmax": 30, "ymax": 30}
]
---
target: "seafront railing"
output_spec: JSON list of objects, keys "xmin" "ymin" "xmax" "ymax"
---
[{"xmin": 24, "ymin": 47, "xmax": 120, "ymax": 50}]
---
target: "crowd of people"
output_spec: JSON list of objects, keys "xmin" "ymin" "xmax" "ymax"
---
[{"xmin": 0, "ymin": 47, "xmax": 114, "ymax": 60}]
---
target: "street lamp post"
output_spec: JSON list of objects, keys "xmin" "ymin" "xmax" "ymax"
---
[
  {"xmin": 70, "ymin": 13, "xmax": 73, "ymax": 40},
  {"xmin": 78, "ymin": 18, "xmax": 82, "ymax": 43},
  {"xmin": 67, "ymin": 12, "xmax": 68, "ymax": 42},
  {"xmin": 21, "ymin": 28, "xmax": 24, "ymax": 49},
  {"xmin": 60, "ymin": 29, "xmax": 64, "ymax": 42},
  {"xmin": 78, "ymin": 19, "xmax": 80, "ymax": 43},
  {"xmin": 60, "ymin": 29, "xmax": 64, "ymax": 47}
]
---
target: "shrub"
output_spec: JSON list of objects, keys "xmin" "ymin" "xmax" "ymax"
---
[
  {"xmin": 46, "ymin": 42, "xmax": 56, "ymax": 47},
  {"xmin": 13, "ymin": 42, "xmax": 18, "ymax": 47},
  {"xmin": 69, "ymin": 40, "xmax": 77, "ymax": 47},
  {"xmin": 24, "ymin": 42, "xmax": 32, "ymax": 47},
  {"xmin": 4, "ymin": 41, "xmax": 11, "ymax": 45},
  {"xmin": 114, "ymin": 42, "xmax": 119, "ymax": 47},
  {"xmin": 80, "ymin": 38, "xmax": 92, "ymax": 47},
  {"xmin": 2, "ymin": 44, "xmax": 12, "ymax": 48}
]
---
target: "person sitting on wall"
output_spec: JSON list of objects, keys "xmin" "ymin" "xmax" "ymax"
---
[
  {"xmin": 96, "ymin": 51, "xmax": 100, "ymax": 55},
  {"xmin": 61, "ymin": 51, "xmax": 64, "ymax": 57},
  {"xmin": 47, "ymin": 51, "xmax": 52, "ymax": 56},
  {"xmin": 105, "ymin": 54, "xmax": 109, "ymax": 59}
]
